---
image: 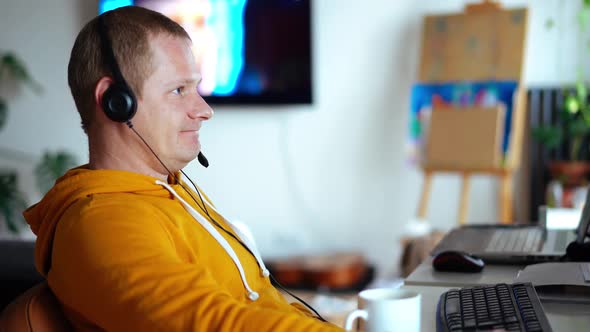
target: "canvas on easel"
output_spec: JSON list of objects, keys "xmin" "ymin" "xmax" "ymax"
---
[
  {"xmin": 414, "ymin": 0, "xmax": 528, "ymax": 225},
  {"xmin": 425, "ymin": 105, "xmax": 506, "ymax": 169}
]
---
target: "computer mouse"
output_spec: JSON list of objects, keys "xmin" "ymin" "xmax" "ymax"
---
[{"xmin": 432, "ymin": 250, "xmax": 485, "ymax": 273}]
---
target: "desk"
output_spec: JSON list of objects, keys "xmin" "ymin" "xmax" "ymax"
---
[
  {"xmin": 297, "ymin": 258, "xmax": 589, "ymax": 330},
  {"xmin": 302, "ymin": 285, "xmax": 590, "ymax": 331},
  {"xmin": 404, "ymin": 258, "xmax": 524, "ymax": 287}
]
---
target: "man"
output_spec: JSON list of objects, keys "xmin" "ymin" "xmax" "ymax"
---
[{"xmin": 24, "ymin": 6, "xmax": 342, "ymax": 332}]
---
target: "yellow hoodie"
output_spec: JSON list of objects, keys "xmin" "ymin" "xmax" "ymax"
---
[{"xmin": 24, "ymin": 166, "xmax": 343, "ymax": 332}]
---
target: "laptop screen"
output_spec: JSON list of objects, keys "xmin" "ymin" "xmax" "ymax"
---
[{"xmin": 576, "ymin": 186, "xmax": 590, "ymax": 243}]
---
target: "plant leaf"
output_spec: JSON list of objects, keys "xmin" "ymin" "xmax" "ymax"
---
[
  {"xmin": 1, "ymin": 52, "xmax": 43, "ymax": 94},
  {"xmin": 570, "ymin": 118, "xmax": 590, "ymax": 136},
  {"xmin": 0, "ymin": 172, "xmax": 28, "ymax": 234},
  {"xmin": 565, "ymin": 94, "xmax": 580, "ymax": 114},
  {"xmin": 34, "ymin": 150, "xmax": 77, "ymax": 194},
  {"xmin": 531, "ymin": 126, "xmax": 563, "ymax": 150}
]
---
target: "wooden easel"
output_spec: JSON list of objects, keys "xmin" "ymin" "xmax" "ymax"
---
[{"xmin": 416, "ymin": 0, "xmax": 528, "ymax": 225}]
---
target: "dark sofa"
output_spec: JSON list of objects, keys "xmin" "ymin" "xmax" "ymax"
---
[{"xmin": 0, "ymin": 240, "xmax": 44, "ymax": 311}]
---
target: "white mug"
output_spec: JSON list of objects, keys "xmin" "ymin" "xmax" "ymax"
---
[{"xmin": 344, "ymin": 288, "xmax": 421, "ymax": 332}]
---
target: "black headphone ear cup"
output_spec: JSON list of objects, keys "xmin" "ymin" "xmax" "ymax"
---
[{"xmin": 102, "ymin": 84, "xmax": 137, "ymax": 122}]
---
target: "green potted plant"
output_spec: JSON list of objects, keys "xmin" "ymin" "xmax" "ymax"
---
[
  {"xmin": 1, "ymin": 51, "xmax": 76, "ymax": 236},
  {"xmin": 0, "ymin": 51, "xmax": 41, "ymax": 235},
  {"xmin": 533, "ymin": 0, "xmax": 590, "ymax": 186},
  {"xmin": 532, "ymin": 82, "xmax": 590, "ymax": 185}
]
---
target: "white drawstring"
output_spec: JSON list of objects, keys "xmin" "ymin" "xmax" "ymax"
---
[
  {"xmin": 200, "ymin": 202, "xmax": 271, "ymax": 278},
  {"xmin": 156, "ymin": 180, "xmax": 260, "ymax": 301},
  {"xmin": 176, "ymin": 180, "xmax": 271, "ymax": 278}
]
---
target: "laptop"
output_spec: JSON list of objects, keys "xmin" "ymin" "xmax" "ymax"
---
[{"xmin": 431, "ymin": 188, "xmax": 590, "ymax": 264}]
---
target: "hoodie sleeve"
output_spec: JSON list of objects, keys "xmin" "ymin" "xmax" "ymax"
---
[{"xmin": 47, "ymin": 198, "xmax": 342, "ymax": 332}]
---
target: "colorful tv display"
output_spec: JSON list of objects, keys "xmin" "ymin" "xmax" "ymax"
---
[{"xmin": 99, "ymin": 0, "xmax": 313, "ymax": 105}]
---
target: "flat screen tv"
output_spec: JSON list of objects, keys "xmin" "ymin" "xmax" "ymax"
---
[{"xmin": 98, "ymin": 0, "xmax": 313, "ymax": 105}]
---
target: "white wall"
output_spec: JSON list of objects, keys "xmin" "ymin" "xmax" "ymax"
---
[{"xmin": 0, "ymin": 0, "xmax": 585, "ymax": 276}]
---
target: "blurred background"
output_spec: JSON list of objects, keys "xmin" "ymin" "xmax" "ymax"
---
[{"xmin": 1, "ymin": 0, "xmax": 589, "ymax": 287}]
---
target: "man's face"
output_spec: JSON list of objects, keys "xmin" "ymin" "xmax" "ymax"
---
[{"xmin": 135, "ymin": 34, "xmax": 212, "ymax": 171}]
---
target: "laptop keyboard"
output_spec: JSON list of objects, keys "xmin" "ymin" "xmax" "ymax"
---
[{"xmin": 485, "ymin": 228, "xmax": 543, "ymax": 253}]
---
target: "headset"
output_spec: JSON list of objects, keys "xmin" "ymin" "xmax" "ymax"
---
[
  {"xmin": 97, "ymin": 15, "xmax": 137, "ymax": 124},
  {"xmin": 95, "ymin": 13, "xmax": 325, "ymax": 322}
]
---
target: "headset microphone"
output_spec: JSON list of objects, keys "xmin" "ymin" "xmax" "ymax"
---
[{"xmin": 197, "ymin": 151, "xmax": 209, "ymax": 168}]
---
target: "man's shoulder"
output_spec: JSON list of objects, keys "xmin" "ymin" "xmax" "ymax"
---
[{"xmin": 61, "ymin": 192, "xmax": 170, "ymax": 226}]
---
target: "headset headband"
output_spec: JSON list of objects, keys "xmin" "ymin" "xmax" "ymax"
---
[{"xmin": 97, "ymin": 15, "xmax": 130, "ymax": 90}]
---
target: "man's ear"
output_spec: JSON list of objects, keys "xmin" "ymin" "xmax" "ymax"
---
[{"xmin": 94, "ymin": 77, "xmax": 113, "ymax": 110}]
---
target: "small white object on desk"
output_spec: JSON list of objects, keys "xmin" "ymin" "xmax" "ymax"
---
[{"xmin": 540, "ymin": 206, "xmax": 582, "ymax": 230}]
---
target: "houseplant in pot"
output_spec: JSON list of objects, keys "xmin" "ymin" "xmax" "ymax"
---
[
  {"xmin": 533, "ymin": 0, "xmax": 590, "ymax": 187},
  {"xmin": 0, "ymin": 51, "xmax": 40, "ymax": 235},
  {"xmin": 0, "ymin": 51, "xmax": 77, "ymax": 236},
  {"xmin": 532, "ymin": 82, "xmax": 590, "ymax": 186}
]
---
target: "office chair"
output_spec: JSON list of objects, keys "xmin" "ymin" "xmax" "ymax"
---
[{"xmin": 0, "ymin": 282, "xmax": 72, "ymax": 332}]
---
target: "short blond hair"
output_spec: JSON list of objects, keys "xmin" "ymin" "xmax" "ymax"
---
[{"xmin": 67, "ymin": 6, "xmax": 190, "ymax": 133}]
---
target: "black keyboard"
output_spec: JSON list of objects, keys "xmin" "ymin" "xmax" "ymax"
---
[{"xmin": 437, "ymin": 283, "xmax": 552, "ymax": 331}]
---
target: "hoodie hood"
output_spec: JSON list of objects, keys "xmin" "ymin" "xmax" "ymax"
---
[
  {"xmin": 24, "ymin": 165, "xmax": 172, "ymax": 277},
  {"xmin": 24, "ymin": 165, "xmax": 269, "ymax": 302}
]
